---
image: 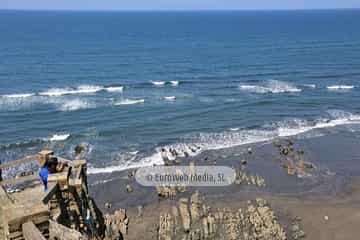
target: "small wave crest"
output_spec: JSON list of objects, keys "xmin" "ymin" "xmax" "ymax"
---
[
  {"xmin": 170, "ymin": 81, "xmax": 179, "ymax": 86},
  {"xmin": 1, "ymin": 93, "xmax": 35, "ymax": 98},
  {"xmin": 105, "ymin": 86, "xmax": 124, "ymax": 92},
  {"xmin": 151, "ymin": 81, "xmax": 166, "ymax": 86},
  {"xmin": 163, "ymin": 96, "xmax": 176, "ymax": 101},
  {"xmin": 114, "ymin": 99, "xmax": 145, "ymax": 105},
  {"xmin": 39, "ymin": 85, "xmax": 105, "ymax": 96},
  {"xmin": 0, "ymin": 132, "xmax": 71, "ymax": 151},
  {"xmin": 303, "ymin": 84, "xmax": 316, "ymax": 88},
  {"xmin": 327, "ymin": 85, "xmax": 354, "ymax": 90},
  {"xmin": 239, "ymin": 80, "xmax": 302, "ymax": 94},
  {"xmin": 47, "ymin": 133, "xmax": 71, "ymax": 142}
]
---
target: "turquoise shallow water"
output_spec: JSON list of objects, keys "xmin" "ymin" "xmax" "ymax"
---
[{"xmin": 0, "ymin": 10, "xmax": 360, "ymax": 174}]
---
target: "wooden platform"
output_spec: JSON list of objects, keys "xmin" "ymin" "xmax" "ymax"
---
[
  {"xmin": 0, "ymin": 185, "xmax": 50, "ymax": 240},
  {"xmin": 0, "ymin": 151, "xmax": 97, "ymax": 240}
]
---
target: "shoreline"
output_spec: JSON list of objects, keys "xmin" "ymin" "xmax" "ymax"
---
[{"xmin": 88, "ymin": 131, "xmax": 360, "ymax": 239}]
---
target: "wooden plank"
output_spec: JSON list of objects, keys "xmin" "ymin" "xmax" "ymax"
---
[
  {"xmin": 49, "ymin": 220, "xmax": 88, "ymax": 240},
  {"xmin": 22, "ymin": 221, "xmax": 46, "ymax": 240},
  {"xmin": 41, "ymin": 183, "xmax": 58, "ymax": 204},
  {"xmin": 47, "ymin": 171, "xmax": 68, "ymax": 183},
  {"xmin": 0, "ymin": 155, "xmax": 37, "ymax": 170},
  {"xmin": 7, "ymin": 205, "xmax": 49, "ymax": 229}
]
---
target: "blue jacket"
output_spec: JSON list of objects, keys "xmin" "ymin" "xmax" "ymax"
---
[{"xmin": 39, "ymin": 167, "xmax": 49, "ymax": 191}]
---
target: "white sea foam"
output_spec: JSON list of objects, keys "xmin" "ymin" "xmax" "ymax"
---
[
  {"xmin": 48, "ymin": 133, "xmax": 70, "ymax": 142},
  {"xmin": 170, "ymin": 81, "xmax": 179, "ymax": 86},
  {"xmin": 239, "ymin": 80, "xmax": 302, "ymax": 94},
  {"xmin": 88, "ymin": 151, "xmax": 163, "ymax": 174},
  {"xmin": 86, "ymin": 110, "xmax": 360, "ymax": 175},
  {"xmin": 114, "ymin": 99, "xmax": 145, "ymax": 105},
  {"xmin": 39, "ymin": 85, "xmax": 105, "ymax": 96},
  {"xmin": 151, "ymin": 81, "xmax": 166, "ymax": 86},
  {"xmin": 2, "ymin": 93, "xmax": 35, "ymax": 98},
  {"xmin": 327, "ymin": 85, "xmax": 354, "ymax": 90},
  {"xmin": 105, "ymin": 86, "xmax": 124, "ymax": 92},
  {"xmin": 58, "ymin": 99, "xmax": 94, "ymax": 111},
  {"xmin": 163, "ymin": 96, "xmax": 176, "ymax": 101},
  {"xmin": 304, "ymin": 84, "xmax": 316, "ymax": 88}
]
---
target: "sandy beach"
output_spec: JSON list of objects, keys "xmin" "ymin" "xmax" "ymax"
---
[{"xmin": 88, "ymin": 129, "xmax": 360, "ymax": 240}]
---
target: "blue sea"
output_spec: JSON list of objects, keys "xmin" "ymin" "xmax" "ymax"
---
[{"xmin": 1, "ymin": 10, "xmax": 360, "ymax": 176}]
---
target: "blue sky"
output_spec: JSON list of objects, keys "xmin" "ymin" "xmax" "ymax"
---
[{"xmin": 0, "ymin": 0, "xmax": 359, "ymax": 11}]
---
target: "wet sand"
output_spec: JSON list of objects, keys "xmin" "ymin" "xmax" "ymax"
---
[{"xmin": 89, "ymin": 129, "xmax": 360, "ymax": 239}]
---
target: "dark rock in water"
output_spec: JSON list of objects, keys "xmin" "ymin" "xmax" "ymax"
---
[
  {"xmin": 126, "ymin": 184, "xmax": 133, "ymax": 193},
  {"xmin": 247, "ymin": 147, "xmax": 253, "ymax": 154},
  {"xmin": 105, "ymin": 202, "xmax": 112, "ymax": 209},
  {"xmin": 281, "ymin": 147, "xmax": 289, "ymax": 156},
  {"xmin": 241, "ymin": 159, "xmax": 247, "ymax": 165}
]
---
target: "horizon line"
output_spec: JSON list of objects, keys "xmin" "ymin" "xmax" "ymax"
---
[{"xmin": 0, "ymin": 7, "xmax": 359, "ymax": 12}]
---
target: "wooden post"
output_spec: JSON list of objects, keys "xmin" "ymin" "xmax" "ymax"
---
[
  {"xmin": 41, "ymin": 183, "xmax": 59, "ymax": 204},
  {"xmin": 37, "ymin": 150, "xmax": 54, "ymax": 167},
  {"xmin": 22, "ymin": 221, "xmax": 47, "ymax": 240}
]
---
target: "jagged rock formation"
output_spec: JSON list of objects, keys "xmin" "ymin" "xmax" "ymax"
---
[
  {"xmin": 104, "ymin": 209, "xmax": 129, "ymax": 240},
  {"xmin": 157, "ymin": 192, "xmax": 287, "ymax": 240},
  {"xmin": 234, "ymin": 168, "xmax": 266, "ymax": 187},
  {"xmin": 274, "ymin": 139, "xmax": 316, "ymax": 177},
  {"xmin": 290, "ymin": 217, "xmax": 306, "ymax": 240}
]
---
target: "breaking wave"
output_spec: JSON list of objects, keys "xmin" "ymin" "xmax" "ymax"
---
[
  {"xmin": 303, "ymin": 84, "xmax": 316, "ymax": 88},
  {"xmin": 170, "ymin": 81, "xmax": 179, "ymax": 86},
  {"xmin": 1, "ymin": 93, "xmax": 35, "ymax": 98},
  {"xmin": 88, "ymin": 151, "xmax": 163, "ymax": 174},
  {"xmin": 327, "ymin": 85, "xmax": 354, "ymax": 90},
  {"xmin": 38, "ymin": 85, "xmax": 124, "ymax": 96},
  {"xmin": 88, "ymin": 110, "xmax": 360, "ymax": 174},
  {"xmin": 239, "ymin": 80, "xmax": 302, "ymax": 94},
  {"xmin": 114, "ymin": 99, "xmax": 145, "ymax": 105},
  {"xmin": 151, "ymin": 81, "xmax": 179, "ymax": 86},
  {"xmin": 39, "ymin": 85, "xmax": 105, "ymax": 96},
  {"xmin": 1, "ymin": 85, "xmax": 124, "ymax": 99},
  {"xmin": 163, "ymin": 96, "xmax": 176, "ymax": 101},
  {"xmin": 47, "ymin": 133, "xmax": 71, "ymax": 142},
  {"xmin": 151, "ymin": 81, "xmax": 166, "ymax": 86},
  {"xmin": 0, "ymin": 133, "xmax": 71, "ymax": 151},
  {"xmin": 105, "ymin": 86, "xmax": 124, "ymax": 92},
  {"xmin": 58, "ymin": 99, "xmax": 95, "ymax": 112}
]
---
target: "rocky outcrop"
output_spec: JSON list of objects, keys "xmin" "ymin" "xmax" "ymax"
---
[
  {"xmin": 274, "ymin": 139, "xmax": 316, "ymax": 177},
  {"xmin": 104, "ymin": 209, "xmax": 129, "ymax": 240},
  {"xmin": 156, "ymin": 192, "xmax": 287, "ymax": 240},
  {"xmin": 291, "ymin": 217, "xmax": 306, "ymax": 240},
  {"xmin": 158, "ymin": 213, "xmax": 174, "ymax": 240},
  {"xmin": 179, "ymin": 198, "xmax": 191, "ymax": 232},
  {"xmin": 234, "ymin": 168, "xmax": 266, "ymax": 187}
]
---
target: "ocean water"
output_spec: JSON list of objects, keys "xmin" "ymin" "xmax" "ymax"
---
[{"xmin": 1, "ymin": 10, "xmax": 360, "ymax": 175}]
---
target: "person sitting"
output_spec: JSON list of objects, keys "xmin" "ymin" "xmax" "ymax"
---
[{"xmin": 39, "ymin": 157, "xmax": 66, "ymax": 191}]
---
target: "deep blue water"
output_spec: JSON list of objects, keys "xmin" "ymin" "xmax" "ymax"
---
[{"xmin": 1, "ymin": 10, "xmax": 360, "ymax": 174}]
